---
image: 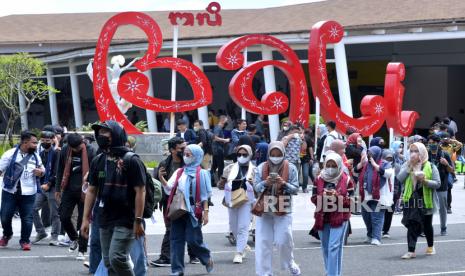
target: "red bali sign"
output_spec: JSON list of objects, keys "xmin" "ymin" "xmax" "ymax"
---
[
  {"xmin": 93, "ymin": 12, "xmax": 212, "ymax": 134},
  {"xmin": 216, "ymin": 35, "xmax": 309, "ymax": 128},
  {"xmin": 92, "ymin": 10, "xmax": 418, "ymax": 137}
]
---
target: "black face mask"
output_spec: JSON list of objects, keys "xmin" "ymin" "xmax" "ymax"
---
[
  {"xmin": 28, "ymin": 147, "xmax": 36, "ymax": 154},
  {"xmin": 97, "ymin": 135, "xmax": 111, "ymax": 149},
  {"xmin": 41, "ymin": 143, "xmax": 52, "ymax": 150},
  {"xmin": 176, "ymin": 150, "xmax": 184, "ymax": 159}
]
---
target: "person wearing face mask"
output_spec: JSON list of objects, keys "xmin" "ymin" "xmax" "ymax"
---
[
  {"xmin": 161, "ymin": 144, "xmax": 214, "ymax": 275},
  {"xmin": 253, "ymin": 141, "xmax": 301, "ymax": 276},
  {"xmin": 427, "ymin": 134, "xmax": 453, "ymax": 236},
  {"xmin": 359, "ymin": 146, "xmax": 393, "ymax": 246},
  {"xmin": 397, "ymin": 142, "xmax": 440, "ymax": 259},
  {"xmin": 0, "ymin": 131, "xmax": 45, "ymax": 251},
  {"xmin": 379, "ymin": 150, "xmax": 396, "ymax": 239},
  {"xmin": 218, "ymin": 145, "xmax": 256, "ymax": 264},
  {"xmin": 277, "ymin": 121, "xmax": 292, "ymax": 141},
  {"xmin": 312, "ymin": 152, "xmax": 354, "ymax": 276},
  {"xmin": 369, "ymin": 137, "xmax": 386, "ymax": 148},
  {"xmin": 32, "ymin": 131, "xmax": 61, "ymax": 246},
  {"xmin": 390, "ymin": 141, "xmax": 405, "ymax": 214},
  {"xmin": 80, "ymin": 121, "xmax": 147, "ymax": 276},
  {"xmin": 56, "ymin": 133, "xmax": 96, "ymax": 259},
  {"xmin": 150, "ymin": 137, "xmax": 200, "ymax": 267}
]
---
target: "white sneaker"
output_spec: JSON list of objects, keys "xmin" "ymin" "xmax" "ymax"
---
[
  {"xmin": 290, "ymin": 262, "xmax": 301, "ymax": 276},
  {"xmin": 233, "ymin": 253, "xmax": 243, "ymax": 264},
  {"xmin": 76, "ymin": 252, "xmax": 85, "ymax": 260},
  {"xmin": 242, "ymin": 245, "xmax": 251, "ymax": 258},
  {"xmin": 371, "ymin": 239, "xmax": 381, "ymax": 246}
]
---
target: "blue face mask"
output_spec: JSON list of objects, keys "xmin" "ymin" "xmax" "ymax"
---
[{"xmin": 428, "ymin": 144, "xmax": 439, "ymax": 152}]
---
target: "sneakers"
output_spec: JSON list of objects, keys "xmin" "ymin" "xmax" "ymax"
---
[
  {"xmin": 242, "ymin": 245, "xmax": 251, "ymax": 258},
  {"xmin": 0, "ymin": 236, "xmax": 11, "ymax": 247},
  {"xmin": 150, "ymin": 257, "xmax": 171, "ymax": 267},
  {"xmin": 49, "ymin": 239, "xmax": 59, "ymax": 246},
  {"xmin": 426, "ymin": 246, "xmax": 436, "ymax": 255},
  {"xmin": 20, "ymin": 242, "xmax": 31, "ymax": 251},
  {"xmin": 69, "ymin": 240, "xmax": 78, "ymax": 252},
  {"xmin": 83, "ymin": 261, "xmax": 90, "ymax": 268},
  {"xmin": 206, "ymin": 258, "xmax": 214, "ymax": 273},
  {"xmin": 290, "ymin": 262, "xmax": 301, "ymax": 276},
  {"xmin": 447, "ymin": 208, "xmax": 452, "ymax": 214},
  {"xmin": 233, "ymin": 253, "xmax": 243, "ymax": 264},
  {"xmin": 226, "ymin": 232, "xmax": 236, "ymax": 245},
  {"xmin": 382, "ymin": 233, "xmax": 390, "ymax": 239},
  {"xmin": 401, "ymin": 252, "xmax": 416, "ymax": 259},
  {"xmin": 363, "ymin": 237, "xmax": 371, "ymax": 244},
  {"xmin": 189, "ymin": 257, "xmax": 201, "ymax": 264},
  {"xmin": 441, "ymin": 230, "xmax": 448, "ymax": 236},
  {"xmin": 59, "ymin": 235, "xmax": 71, "ymax": 247},
  {"xmin": 32, "ymin": 233, "xmax": 48, "ymax": 244},
  {"xmin": 76, "ymin": 252, "xmax": 85, "ymax": 260},
  {"xmin": 371, "ymin": 239, "xmax": 381, "ymax": 246}
]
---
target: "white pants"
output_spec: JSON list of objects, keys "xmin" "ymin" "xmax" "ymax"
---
[
  {"xmin": 255, "ymin": 213, "xmax": 295, "ymax": 276},
  {"xmin": 228, "ymin": 202, "xmax": 252, "ymax": 253}
]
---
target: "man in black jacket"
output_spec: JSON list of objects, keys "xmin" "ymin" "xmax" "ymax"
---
[
  {"xmin": 32, "ymin": 131, "xmax": 61, "ymax": 245},
  {"xmin": 428, "ymin": 134, "xmax": 454, "ymax": 236},
  {"xmin": 56, "ymin": 133, "xmax": 96, "ymax": 259},
  {"xmin": 176, "ymin": 119, "xmax": 197, "ymax": 145}
]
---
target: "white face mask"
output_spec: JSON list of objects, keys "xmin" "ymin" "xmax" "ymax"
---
[
  {"xmin": 237, "ymin": 156, "xmax": 250, "ymax": 164},
  {"xmin": 283, "ymin": 126, "xmax": 289, "ymax": 131},
  {"xmin": 326, "ymin": 167, "xmax": 338, "ymax": 177},
  {"xmin": 193, "ymin": 127, "xmax": 199, "ymax": 132},
  {"xmin": 183, "ymin": 156, "xmax": 195, "ymax": 165},
  {"xmin": 269, "ymin": 157, "xmax": 284, "ymax": 164}
]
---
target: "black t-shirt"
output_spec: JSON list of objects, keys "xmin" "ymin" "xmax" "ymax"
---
[
  {"xmin": 429, "ymin": 150, "xmax": 452, "ymax": 192},
  {"xmin": 89, "ymin": 154, "xmax": 146, "ymax": 229}
]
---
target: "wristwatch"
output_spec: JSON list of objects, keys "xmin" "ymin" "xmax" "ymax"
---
[{"xmin": 135, "ymin": 217, "xmax": 144, "ymax": 224}]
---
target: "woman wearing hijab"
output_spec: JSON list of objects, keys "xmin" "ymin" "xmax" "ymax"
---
[
  {"xmin": 390, "ymin": 141, "xmax": 405, "ymax": 214},
  {"xmin": 312, "ymin": 152, "xmax": 354, "ymax": 276},
  {"xmin": 162, "ymin": 144, "xmax": 214, "ymax": 275},
  {"xmin": 369, "ymin": 137, "xmax": 386, "ymax": 148},
  {"xmin": 219, "ymin": 145, "xmax": 256, "ymax": 264},
  {"xmin": 359, "ymin": 146, "xmax": 394, "ymax": 245},
  {"xmin": 380, "ymin": 150, "xmax": 396, "ymax": 238},
  {"xmin": 253, "ymin": 141, "xmax": 301, "ymax": 276},
  {"xmin": 397, "ymin": 142, "xmax": 440, "ymax": 259}
]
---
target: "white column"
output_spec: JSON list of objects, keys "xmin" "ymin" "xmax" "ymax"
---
[
  {"xmin": 334, "ymin": 41, "xmax": 353, "ymax": 117},
  {"xmin": 18, "ymin": 87, "xmax": 28, "ymax": 130},
  {"xmin": 192, "ymin": 48, "xmax": 210, "ymax": 129},
  {"xmin": 69, "ymin": 63, "xmax": 83, "ymax": 129},
  {"xmin": 143, "ymin": 70, "xmax": 158, "ymax": 132},
  {"xmin": 389, "ymin": 128, "xmax": 394, "ymax": 149},
  {"xmin": 262, "ymin": 46, "xmax": 280, "ymax": 141},
  {"xmin": 46, "ymin": 68, "xmax": 59, "ymax": 125}
]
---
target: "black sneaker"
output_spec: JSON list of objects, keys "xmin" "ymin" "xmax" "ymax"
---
[
  {"xmin": 69, "ymin": 240, "xmax": 78, "ymax": 252},
  {"xmin": 189, "ymin": 257, "xmax": 201, "ymax": 264},
  {"xmin": 150, "ymin": 257, "xmax": 171, "ymax": 267}
]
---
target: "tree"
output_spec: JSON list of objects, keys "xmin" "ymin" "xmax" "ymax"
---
[{"xmin": 0, "ymin": 53, "xmax": 58, "ymax": 146}]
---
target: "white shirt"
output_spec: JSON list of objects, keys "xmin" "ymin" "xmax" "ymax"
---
[
  {"xmin": 321, "ymin": 130, "xmax": 340, "ymax": 162},
  {"xmin": 0, "ymin": 148, "xmax": 44, "ymax": 195}
]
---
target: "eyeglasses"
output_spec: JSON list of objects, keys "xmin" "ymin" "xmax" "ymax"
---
[{"xmin": 237, "ymin": 153, "xmax": 249, "ymax": 158}]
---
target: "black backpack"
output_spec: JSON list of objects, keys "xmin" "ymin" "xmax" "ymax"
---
[
  {"xmin": 123, "ymin": 152, "xmax": 158, "ymax": 219},
  {"xmin": 205, "ymin": 129, "xmax": 215, "ymax": 154}
]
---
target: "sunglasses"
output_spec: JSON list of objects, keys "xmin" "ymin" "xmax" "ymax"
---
[{"xmin": 237, "ymin": 153, "xmax": 249, "ymax": 158}]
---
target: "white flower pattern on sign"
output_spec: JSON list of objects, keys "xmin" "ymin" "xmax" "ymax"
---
[
  {"xmin": 329, "ymin": 25, "xmax": 340, "ymax": 39},
  {"xmin": 123, "ymin": 77, "xmax": 144, "ymax": 95},
  {"xmin": 226, "ymin": 53, "xmax": 240, "ymax": 67},
  {"xmin": 374, "ymin": 103, "xmax": 384, "ymax": 115},
  {"xmin": 271, "ymin": 96, "xmax": 285, "ymax": 110}
]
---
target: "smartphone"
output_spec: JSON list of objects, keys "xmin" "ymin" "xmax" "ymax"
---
[{"xmin": 269, "ymin": 172, "xmax": 278, "ymax": 179}]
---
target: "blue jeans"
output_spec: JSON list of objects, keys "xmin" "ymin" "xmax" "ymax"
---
[
  {"xmin": 170, "ymin": 214, "xmax": 211, "ymax": 275},
  {"xmin": 89, "ymin": 203, "xmax": 102, "ymax": 274},
  {"xmin": 0, "ymin": 190, "xmax": 36, "ymax": 244},
  {"xmin": 130, "ymin": 234, "xmax": 147, "ymax": 276},
  {"xmin": 362, "ymin": 200, "xmax": 385, "ymax": 241},
  {"xmin": 301, "ymin": 161, "xmax": 310, "ymax": 190},
  {"xmin": 318, "ymin": 222, "xmax": 347, "ymax": 276}
]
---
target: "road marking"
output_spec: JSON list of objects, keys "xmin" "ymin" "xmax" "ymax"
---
[
  {"xmin": 1, "ymin": 238, "xmax": 464, "ymax": 260},
  {"xmin": 393, "ymin": 271, "xmax": 465, "ymax": 276}
]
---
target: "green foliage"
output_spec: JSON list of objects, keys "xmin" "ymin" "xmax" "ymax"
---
[
  {"xmin": 0, "ymin": 142, "xmax": 12, "ymax": 157},
  {"xmin": 135, "ymin": 121, "xmax": 148, "ymax": 132},
  {"xmin": 79, "ymin": 121, "xmax": 100, "ymax": 132},
  {"xmin": 0, "ymin": 53, "xmax": 59, "ymax": 144},
  {"xmin": 144, "ymin": 160, "xmax": 158, "ymax": 169}
]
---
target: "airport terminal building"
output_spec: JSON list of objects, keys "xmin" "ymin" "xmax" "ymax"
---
[{"xmin": 1, "ymin": 0, "xmax": 465, "ymax": 140}]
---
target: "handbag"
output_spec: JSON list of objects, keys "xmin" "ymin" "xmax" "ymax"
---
[
  {"xmin": 251, "ymin": 192, "xmax": 265, "ymax": 216},
  {"xmin": 231, "ymin": 188, "xmax": 248, "ymax": 208},
  {"xmin": 168, "ymin": 189, "xmax": 188, "ymax": 220}
]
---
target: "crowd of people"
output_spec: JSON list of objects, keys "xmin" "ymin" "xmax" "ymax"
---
[{"xmin": 0, "ymin": 113, "xmax": 462, "ymax": 276}]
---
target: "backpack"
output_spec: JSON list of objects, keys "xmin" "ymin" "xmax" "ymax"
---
[{"xmin": 123, "ymin": 152, "xmax": 162, "ymax": 219}]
